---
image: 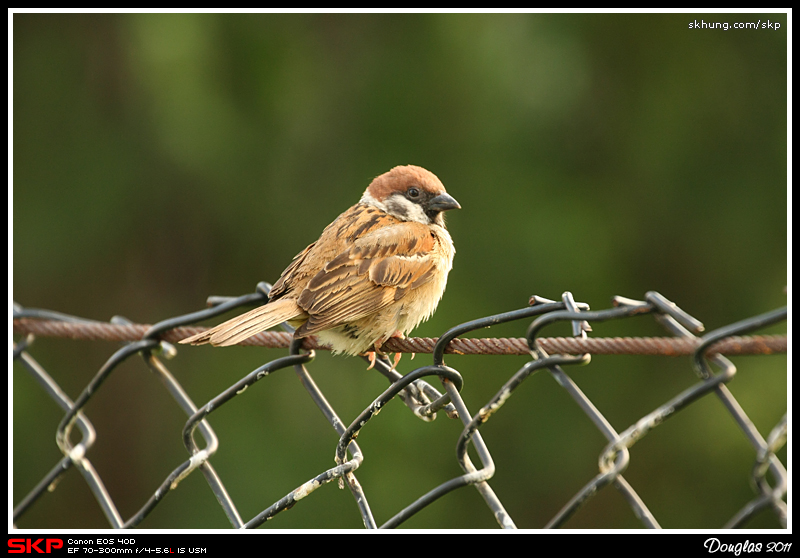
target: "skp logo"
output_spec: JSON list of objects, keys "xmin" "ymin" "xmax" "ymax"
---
[{"xmin": 8, "ymin": 539, "xmax": 64, "ymax": 554}]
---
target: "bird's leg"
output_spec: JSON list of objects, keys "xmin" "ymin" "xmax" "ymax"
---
[
  {"xmin": 387, "ymin": 331, "xmax": 405, "ymax": 370},
  {"xmin": 365, "ymin": 331, "xmax": 405, "ymax": 371}
]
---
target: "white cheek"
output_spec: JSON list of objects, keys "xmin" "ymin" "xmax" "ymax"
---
[
  {"xmin": 386, "ymin": 196, "xmax": 429, "ymax": 224},
  {"xmin": 360, "ymin": 190, "xmax": 388, "ymax": 212},
  {"xmin": 361, "ymin": 190, "xmax": 431, "ymax": 224}
]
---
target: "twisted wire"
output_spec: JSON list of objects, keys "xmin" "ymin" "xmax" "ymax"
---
[{"xmin": 12, "ymin": 318, "xmax": 787, "ymax": 356}]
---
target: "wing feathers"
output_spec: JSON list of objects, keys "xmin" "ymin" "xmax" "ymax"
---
[{"xmin": 293, "ymin": 222, "xmax": 441, "ymax": 335}]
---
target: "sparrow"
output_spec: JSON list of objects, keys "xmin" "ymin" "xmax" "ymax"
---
[{"xmin": 180, "ymin": 165, "xmax": 460, "ymax": 361}]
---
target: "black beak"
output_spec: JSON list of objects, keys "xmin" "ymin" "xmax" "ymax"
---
[{"xmin": 426, "ymin": 193, "xmax": 461, "ymax": 213}]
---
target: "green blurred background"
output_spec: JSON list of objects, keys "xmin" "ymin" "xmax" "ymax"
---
[{"xmin": 12, "ymin": 13, "xmax": 787, "ymax": 529}]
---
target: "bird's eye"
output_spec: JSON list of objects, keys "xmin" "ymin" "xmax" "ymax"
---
[{"xmin": 407, "ymin": 187, "xmax": 420, "ymax": 199}]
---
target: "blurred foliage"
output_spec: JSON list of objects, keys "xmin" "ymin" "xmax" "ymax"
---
[{"xmin": 12, "ymin": 13, "xmax": 787, "ymax": 529}]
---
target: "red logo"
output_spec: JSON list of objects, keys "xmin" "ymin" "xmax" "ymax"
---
[{"xmin": 8, "ymin": 539, "xmax": 64, "ymax": 554}]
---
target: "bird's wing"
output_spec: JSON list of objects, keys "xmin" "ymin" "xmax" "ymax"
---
[{"xmin": 294, "ymin": 220, "xmax": 441, "ymax": 336}]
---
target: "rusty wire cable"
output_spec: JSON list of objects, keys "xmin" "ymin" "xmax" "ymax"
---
[{"xmin": 11, "ymin": 318, "xmax": 786, "ymax": 357}]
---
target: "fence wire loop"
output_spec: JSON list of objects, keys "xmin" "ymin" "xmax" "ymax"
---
[{"xmin": 12, "ymin": 287, "xmax": 787, "ymax": 529}]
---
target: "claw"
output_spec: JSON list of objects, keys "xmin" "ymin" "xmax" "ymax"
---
[{"xmin": 365, "ymin": 332, "xmax": 406, "ymax": 371}]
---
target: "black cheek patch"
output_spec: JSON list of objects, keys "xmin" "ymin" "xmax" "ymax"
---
[{"xmin": 385, "ymin": 198, "xmax": 410, "ymax": 220}]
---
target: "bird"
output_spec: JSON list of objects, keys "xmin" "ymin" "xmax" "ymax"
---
[{"xmin": 180, "ymin": 165, "xmax": 460, "ymax": 364}]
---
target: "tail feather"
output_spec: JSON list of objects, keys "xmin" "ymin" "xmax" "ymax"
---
[{"xmin": 179, "ymin": 298, "xmax": 303, "ymax": 347}]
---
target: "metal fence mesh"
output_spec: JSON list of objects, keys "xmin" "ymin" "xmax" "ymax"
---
[{"xmin": 12, "ymin": 287, "xmax": 787, "ymax": 529}]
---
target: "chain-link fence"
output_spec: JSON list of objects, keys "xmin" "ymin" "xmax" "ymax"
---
[{"xmin": 12, "ymin": 287, "xmax": 787, "ymax": 529}]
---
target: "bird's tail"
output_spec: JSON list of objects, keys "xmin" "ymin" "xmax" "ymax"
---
[{"xmin": 179, "ymin": 298, "xmax": 303, "ymax": 347}]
